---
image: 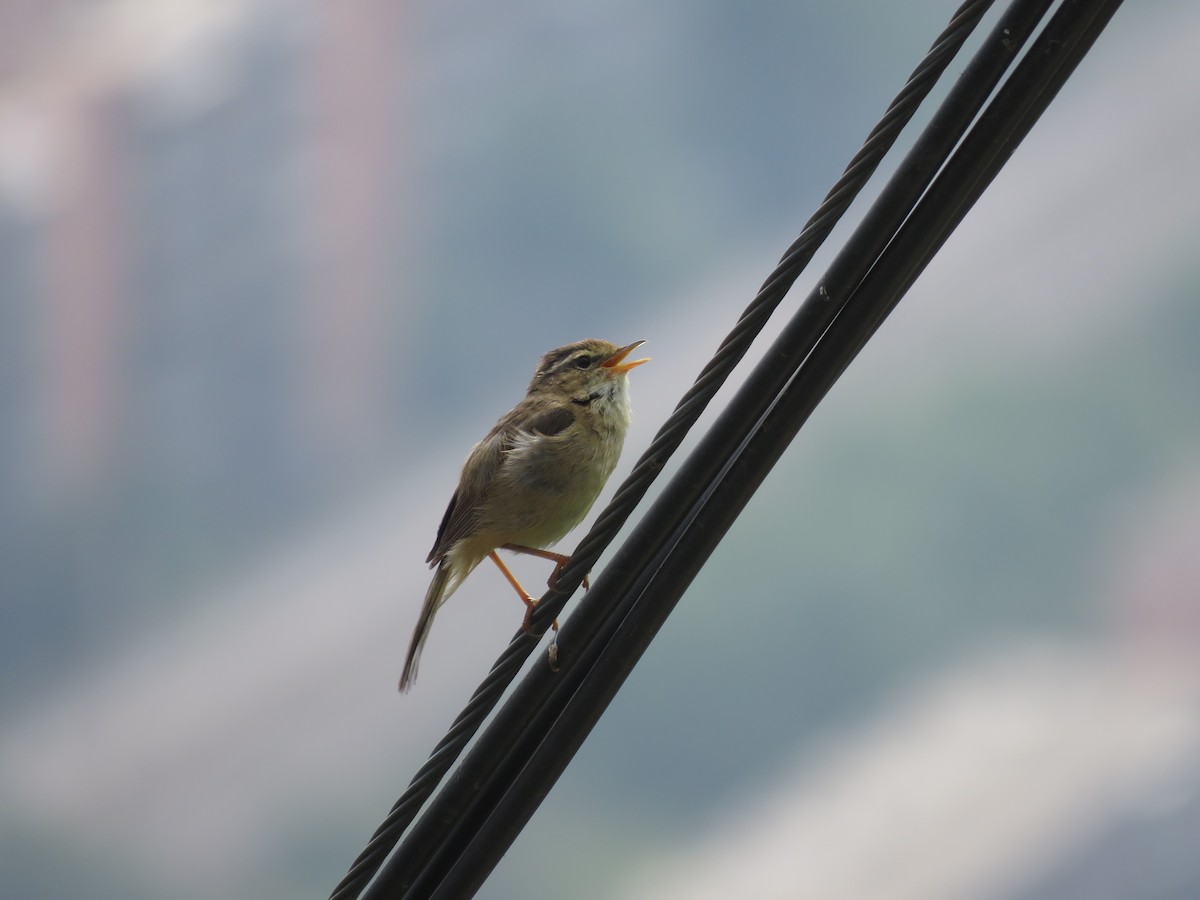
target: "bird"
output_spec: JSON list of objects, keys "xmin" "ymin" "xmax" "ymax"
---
[{"xmin": 399, "ymin": 338, "xmax": 649, "ymax": 691}]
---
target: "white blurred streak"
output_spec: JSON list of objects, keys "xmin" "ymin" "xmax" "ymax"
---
[
  {"xmin": 858, "ymin": 4, "xmax": 1200, "ymax": 381},
  {"xmin": 113, "ymin": 0, "xmax": 254, "ymax": 120},
  {"xmin": 0, "ymin": 0, "xmax": 256, "ymax": 153},
  {"xmin": 623, "ymin": 643, "xmax": 1200, "ymax": 900}
]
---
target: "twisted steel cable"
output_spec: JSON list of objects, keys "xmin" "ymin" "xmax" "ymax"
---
[{"xmin": 329, "ymin": 2, "xmax": 996, "ymax": 897}]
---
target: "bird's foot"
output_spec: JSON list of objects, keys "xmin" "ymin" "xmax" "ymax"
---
[
  {"xmin": 547, "ymin": 561, "xmax": 589, "ymax": 592},
  {"xmin": 521, "ymin": 598, "xmax": 560, "ymax": 635}
]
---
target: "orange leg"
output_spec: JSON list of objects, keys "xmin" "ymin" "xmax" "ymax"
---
[
  {"xmin": 501, "ymin": 544, "xmax": 591, "ymax": 591},
  {"xmin": 488, "ymin": 551, "xmax": 559, "ymax": 633}
]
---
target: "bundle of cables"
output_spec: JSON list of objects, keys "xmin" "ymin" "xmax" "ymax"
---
[{"xmin": 331, "ymin": 0, "xmax": 1125, "ymax": 896}]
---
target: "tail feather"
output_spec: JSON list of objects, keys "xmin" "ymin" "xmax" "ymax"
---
[{"xmin": 399, "ymin": 562, "xmax": 453, "ymax": 692}]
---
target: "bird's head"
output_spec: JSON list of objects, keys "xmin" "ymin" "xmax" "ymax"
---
[{"xmin": 528, "ymin": 339, "xmax": 650, "ymax": 403}]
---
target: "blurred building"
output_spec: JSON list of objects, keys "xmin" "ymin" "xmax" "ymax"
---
[{"xmin": 0, "ymin": 0, "xmax": 407, "ymax": 692}]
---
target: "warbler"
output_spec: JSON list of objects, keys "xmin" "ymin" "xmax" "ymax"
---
[{"xmin": 399, "ymin": 338, "xmax": 649, "ymax": 691}]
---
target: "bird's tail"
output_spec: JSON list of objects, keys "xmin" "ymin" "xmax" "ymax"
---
[{"xmin": 399, "ymin": 560, "xmax": 453, "ymax": 692}]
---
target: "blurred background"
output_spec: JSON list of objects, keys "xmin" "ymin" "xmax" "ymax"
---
[{"xmin": 1, "ymin": 1, "xmax": 1198, "ymax": 898}]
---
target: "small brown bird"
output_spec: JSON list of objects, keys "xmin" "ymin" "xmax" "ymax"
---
[{"xmin": 399, "ymin": 338, "xmax": 649, "ymax": 691}]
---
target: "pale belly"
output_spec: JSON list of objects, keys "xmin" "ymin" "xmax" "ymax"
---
[{"xmin": 477, "ymin": 423, "xmax": 624, "ymax": 550}]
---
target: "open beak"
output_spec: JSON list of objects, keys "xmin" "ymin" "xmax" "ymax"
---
[{"xmin": 600, "ymin": 340, "xmax": 650, "ymax": 375}]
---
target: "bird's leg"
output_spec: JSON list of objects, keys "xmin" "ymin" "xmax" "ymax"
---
[
  {"xmin": 488, "ymin": 551, "xmax": 560, "ymax": 634},
  {"xmin": 501, "ymin": 543, "xmax": 591, "ymax": 591}
]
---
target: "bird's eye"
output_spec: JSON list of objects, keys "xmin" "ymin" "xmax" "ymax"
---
[{"xmin": 574, "ymin": 355, "xmax": 593, "ymax": 369}]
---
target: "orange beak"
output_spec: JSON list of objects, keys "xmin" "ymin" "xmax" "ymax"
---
[{"xmin": 600, "ymin": 340, "xmax": 650, "ymax": 375}]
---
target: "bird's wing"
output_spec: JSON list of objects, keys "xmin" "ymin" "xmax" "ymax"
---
[
  {"xmin": 523, "ymin": 405, "xmax": 575, "ymax": 439},
  {"xmin": 426, "ymin": 431, "xmax": 503, "ymax": 564},
  {"xmin": 425, "ymin": 401, "xmax": 576, "ymax": 564}
]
